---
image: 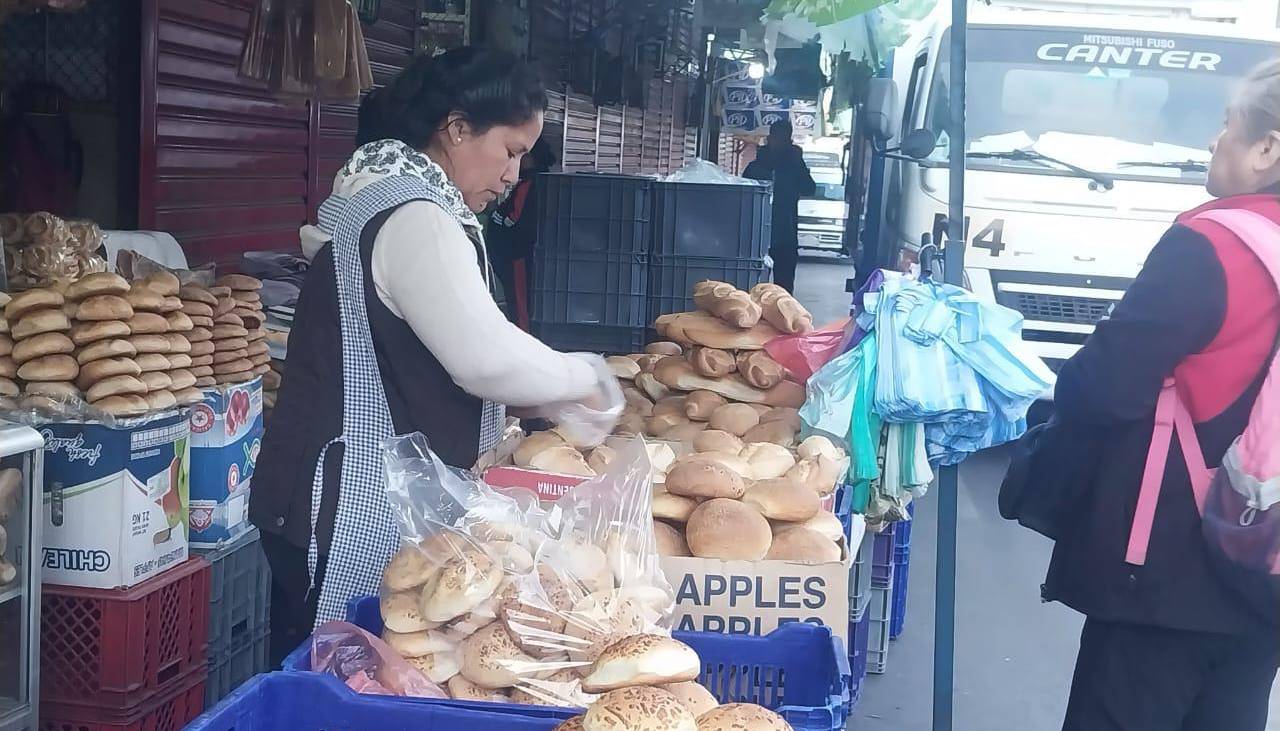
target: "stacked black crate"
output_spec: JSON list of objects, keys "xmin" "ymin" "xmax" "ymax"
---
[
  {"xmin": 530, "ymin": 173, "xmax": 652, "ymax": 353},
  {"xmin": 648, "ymin": 181, "xmax": 772, "ymax": 323}
]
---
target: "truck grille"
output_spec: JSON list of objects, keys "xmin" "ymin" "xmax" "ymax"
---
[{"xmin": 1011, "ymin": 293, "xmax": 1113, "ymax": 325}]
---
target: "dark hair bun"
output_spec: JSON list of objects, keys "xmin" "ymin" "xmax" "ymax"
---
[{"xmin": 357, "ymin": 48, "xmax": 546, "ymax": 148}]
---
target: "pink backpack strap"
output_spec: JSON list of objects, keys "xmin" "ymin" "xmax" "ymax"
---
[{"xmin": 1124, "ymin": 207, "xmax": 1280, "ymax": 567}]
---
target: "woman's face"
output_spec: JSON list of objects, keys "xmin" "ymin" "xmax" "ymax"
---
[
  {"xmin": 437, "ymin": 112, "xmax": 544, "ymax": 212},
  {"xmin": 1207, "ymin": 112, "xmax": 1280, "ymax": 198}
]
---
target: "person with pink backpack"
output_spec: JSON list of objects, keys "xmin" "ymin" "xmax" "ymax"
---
[{"xmin": 1032, "ymin": 60, "xmax": 1280, "ymax": 730}]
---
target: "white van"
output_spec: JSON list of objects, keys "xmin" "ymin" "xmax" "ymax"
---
[
  {"xmin": 798, "ymin": 162, "xmax": 850, "ymax": 254},
  {"xmin": 866, "ymin": 1, "xmax": 1280, "ymax": 371}
]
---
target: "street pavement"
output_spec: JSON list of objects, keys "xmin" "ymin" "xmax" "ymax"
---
[{"xmin": 791, "ymin": 260, "xmax": 1280, "ymax": 731}]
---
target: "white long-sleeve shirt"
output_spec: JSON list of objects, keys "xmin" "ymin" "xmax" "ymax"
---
[{"xmin": 300, "ymin": 171, "xmax": 597, "ymax": 408}]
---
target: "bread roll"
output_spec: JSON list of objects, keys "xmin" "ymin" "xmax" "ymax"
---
[
  {"xmin": 174, "ymin": 386, "xmax": 204, "ymax": 405},
  {"xmin": 607, "ymin": 356, "xmax": 641, "ymax": 381},
  {"xmin": 134, "ymin": 352, "xmax": 170, "ymax": 373},
  {"xmin": 75, "ymin": 295, "xmax": 134, "ymax": 322},
  {"xmin": 581, "ymin": 634, "xmax": 700, "ymax": 693},
  {"xmin": 785, "ymin": 509, "xmax": 845, "ymax": 543},
  {"xmin": 167, "ymin": 369, "xmax": 196, "ymax": 391},
  {"xmin": 18, "ymin": 354, "xmax": 78, "ymax": 382},
  {"xmin": 77, "ymin": 357, "xmax": 142, "ymax": 389},
  {"xmin": 663, "ymin": 421, "xmax": 708, "ymax": 442},
  {"xmin": 742, "ymin": 420, "xmax": 797, "ymax": 448},
  {"xmin": 77, "ymin": 338, "xmax": 136, "ymax": 364},
  {"xmin": 697, "ymin": 703, "xmax": 791, "ymax": 731},
  {"xmin": 645, "ymin": 341, "xmax": 683, "ymax": 357},
  {"xmin": 659, "ymin": 311, "xmax": 782, "ymax": 351},
  {"xmin": 70, "ymin": 319, "xmax": 130, "ymax": 346},
  {"xmin": 420, "ymin": 548, "xmax": 503, "ymax": 623},
  {"xmin": 178, "ymin": 285, "xmax": 217, "ymax": 306},
  {"xmin": 195, "ymin": 376, "xmax": 216, "ymax": 387},
  {"xmin": 214, "ymin": 371, "xmax": 253, "ymax": 385},
  {"xmin": 0, "ymin": 335, "xmax": 11, "ymax": 358},
  {"xmin": 654, "ymin": 520, "xmax": 689, "ymax": 557},
  {"xmin": 66, "ymin": 272, "xmax": 130, "ymax": 301},
  {"xmin": 635, "ymin": 372, "xmax": 670, "ymax": 402},
  {"xmin": 665, "ymin": 456, "xmax": 746, "ymax": 499},
  {"xmin": 529, "ymin": 445, "xmax": 595, "ymax": 477},
  {"xmin": 740, "ymin": 443, "xmax": 796, "ymax": 480},
  {"xmin": 383, "ymin": 545, "xmax": 436, "ymax": 591},
  {"xmin": 212, "ymin": 324, "xmax": 248, "ymax": 340},
  {"xmin": 583, "ymin": 687, "xmax": 696, "ymax": 731},
  {"xmin": 126, "ymin": 285, "xmax": 165, "ymax": 313},
  {"xmin": 142, "ymin": 270, "xmax": 181, "ymax": 296},
  {"xmin": 165, "ymin": 311, "xmax": 194, "ymax": 332},
  {"xmin": 750, "ymin": 283, "xmax": 814, "ymax": 334},
  {"xmin": 686, "ymin": 499, "xmax": 772, "ymax": 560},
  {"xmin": 189, "ymin": 340, "xmax": 215, "ymax": 357},
  {"xmin": 163, "ymin": 333, "xmax": 191, "ymax": 354},
  {"xmin": 214, "ymin": 312, "xmax": 243, "ymax": 326},
  {"xmin": 380, "ymin": 590, "xmax": 437, "ymax": 634},
  {"xmin": 13, "ymin": 332, "xmax": 74, "ymax": 364},
  {"xmin": 708, "ymin": 403, "xmax": 760, "ymax": 436},
  {"xmin": 140, "ymin": 371, "xmax": 172, "ymax": 392},
  {"xmin": 189, "ymin": 316, "xmax": 215, "ymax": 330},
  {"xmin": 693, "ymin": 280, "xmax": 762, "ymax": 328},
  {"xmin": 743, "ymin": 478, "xmax": 821, "ymax": 522},
  {"xmin": 798, "ymin": 435, "xmax": 844, "ymax": 461},
  {"xmin": 652, "ymin": 491, "xmax": 697, "ymax": 523},
  {"xmin": 514, "ymin": 430, "xmax": 567, "ymax": 467},
  {"xmin": 661, "ymin": 681, "xmax": 718, "ymax": 719},
  {"xmin": 13, "ymin": 309, "xmax": 71, "ymax": 340},
  {"xmin": 212, "ymin": 350, "xmax": 248, "ymax": 366},
  {"xmin": 214, "ymin": 337, "xmax": 250, "ymax": 353},
  {"xmin": 127, "ymin": 312, "xmax": 168, "ymax": 334},
  {"xmin": 0, "ymin": 357, "xmax": 14, "ymax": 379},
  {"xmin": 693, "ymin": 430, "xmax": 744, "ymax": 455},
  {"xmin": 213, "ymin": 358, "xmax": 252, "ymax": 375},
  {"xmin": 129, "ymin": 334, "xmax": 171, "ymax": 354},
  {"xmin": 191, "ymin": 364, "xmax": 214, "ymax": 377},
  {"xmin": 623, "ymin": 387, "xmax": 655, "ymax": 417},
  {"xmin": 735, "ymin": 351, "xmax": 786, "ymax": 389},
  {"xmin": 696, "ymin": 452, "xmax": 753, "ymax": 481},
  {"xmin": 690, "ymin": 346, "xmax": 736, "ymax": 378},
  {"xmin": 766, "ymin": 526, "xmax": 841, "ymax": 563},
  {"xmin": 215, "ymin": 273, "xmax": 262, "ymax": 291},
  {"xmin": 159, "ymin": 296, "xmax": 183, "ymax": 313},
  {"xmin": 181, "ymin": 301, "xmax": 214, "ymax": 318},
  {"xmin": 232, "ymin": 289, "xmax": 261, "ymax": 304},
  {"xmin": 6, "ymin": 288, "xmax": 63, "ymax": 320},
  {"xmin": 447, "ymin": 673, "xmax": 510, "ymax": 702},
  {"xmin": 759, "ymin": 406, "xmax": 802, "ymax": 432},
  {"xmin": 145, "ymin": 390, "xmax": 178, "ymax": 411},
  {"xmin": 683, "ymin": 391, "xmax": 727, "ymax": 422},
  {"xmin": 0, "ymin": 378, "xmax": 17, "ymax": 397},
  {"xmin": 458, "ymin": 619, "xmax": 536, "ymax": 689},
  {"xmin": 87, "ymin": 374, "xmax": 147, "ymax": 401},
  {"xmin": 786, "ymin": 454, "xmax": 844, "ymax": 496},
  {"xmin": 587, "ymin": 445, "xmax": 618, "ymax": 474},
  {"xmin": 24, "ymin": 381, "xmax": 80, "ymax": 400},
  {"xmin": 646, "ymin": 412, "xmax": 688, "ymax": 438},
  {"xmin": 635, "ymin": 354, "xmax": 665, "ymax": 373},
  {"xmin": 91, "ymin": 394, "xmax": 149, "ymax": 417}
]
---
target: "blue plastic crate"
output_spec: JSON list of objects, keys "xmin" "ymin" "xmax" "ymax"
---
[
  {"xmin": 187, "ymin": 672, "xmax": 569, "ymax": 731},
  {"xmin": 871, "ymin": 528, "xmax": 895, "ymax": 588},
  {"xmin": 847, "ymin": 613, "xmax": 871, "ymax": 711},
  {"xmin": 282, "ymin": 596, "xmax": 851, "ymax": 731},
  {"xmin": 890, "ymin": 558, "xmax": 910, "ymax": 640}
]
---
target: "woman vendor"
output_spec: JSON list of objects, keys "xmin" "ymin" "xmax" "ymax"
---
[{"xmin": 250, "ymin": 48, "xmax": 613, "ymax": 665}]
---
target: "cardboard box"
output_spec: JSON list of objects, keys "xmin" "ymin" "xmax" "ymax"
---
[
  {"xmin": 187, "ymin": 377, "xmax": 263, "ymax": 547},
  {"xmin": 39, "ymin": 411, "xmax": 191, "ymax": 589},
  {"xmin": 660, "ymin": 552, "xmax": 850, "ymax": 639}
]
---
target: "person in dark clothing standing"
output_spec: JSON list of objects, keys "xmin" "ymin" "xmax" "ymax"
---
[
  {"xmin": 1034, "ymin": 60, "xmax": 1280, "ymax": 730},
  {"xmin": 744, "ymin": 120, "xmax": 815, "ymax": 293},
  {"xmin": 487, "ymin": 138, "xmax": 556, "ymax": 328}
]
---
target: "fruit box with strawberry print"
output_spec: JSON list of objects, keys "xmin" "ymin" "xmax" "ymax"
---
[
  {"xmin": 188, "ymin": 376, "xmax": 263, "ymax": 548},
  {"xmin": 40, "ymin": 410, "xmax": 191, "ymax": 589}
]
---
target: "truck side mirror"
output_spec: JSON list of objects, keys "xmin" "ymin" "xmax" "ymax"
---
[
  {"xmin": 864, "ymin": 78, "xmax": 900, "ymax": 143},
  {"xmin": 901, "ymin": 129, "xmax": 939, "ymax": 160}
]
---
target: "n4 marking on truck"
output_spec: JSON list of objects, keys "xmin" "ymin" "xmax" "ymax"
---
[{"xmin": 932, "ymin": 213, "xmax": 1007, "ymax": 257}]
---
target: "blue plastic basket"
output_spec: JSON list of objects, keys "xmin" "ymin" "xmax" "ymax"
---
[
  {"xmin": 187, "ymin": 672, "xmax": 567, "ymax": 731},
  {"xmin": 280, "ymin": 596, "xmax": 852, "ymax": 731},
  {"xmin": 889, "ymin": 504, "xmax": 914, "ymax": 639},
  {"xmin": 847, "ymin": 613, "xmax": 871, "ymax": 711}
]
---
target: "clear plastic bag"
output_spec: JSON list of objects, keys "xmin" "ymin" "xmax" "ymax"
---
[
  {"xmin": 379, "ymin": 433, "xmax": 671, "ymax": 707},
  {"xmin": 310, "ymin": 620, "xmax": 449, "ymax": 698},
  {"xmin": 542, "ymin": 354, "xmax": 625, "ymax": 449}
]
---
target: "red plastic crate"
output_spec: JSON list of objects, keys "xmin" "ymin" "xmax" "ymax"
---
[
  {"xmin": 41, "ymin": 558, "xmax": 211, "ymax": 710},
  {"xmin": 40, "ymin": 666, "xmax": 206, "ymax": 731}
]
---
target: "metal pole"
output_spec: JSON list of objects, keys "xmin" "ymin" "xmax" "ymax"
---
[{"xmin": 934, "ymin": 0, "xmax": 967, "ymax": 729}]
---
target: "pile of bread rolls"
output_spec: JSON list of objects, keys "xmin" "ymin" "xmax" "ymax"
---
[
  {"xmin": 201, "ymin": 274, "xmax": 271, "ymax": 386},
  {"xmin": 0, "ymin": 212, "xmax": 108, "ymax": 290},
  {"xmin": 379, "ymin": 521, "xmax": 672, "ymax": 707},
  {"xmin": 548, "ymin": 635, "xmax": 794, "ymax": 731},
  {"xmin": 0, "ymin": 468, "xmax": 21, "ymax": 587}
]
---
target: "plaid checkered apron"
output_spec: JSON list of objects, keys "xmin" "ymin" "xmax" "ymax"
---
[{"xmin": 308, "ymin": 175, "xmax": 505, "ymax": 626}]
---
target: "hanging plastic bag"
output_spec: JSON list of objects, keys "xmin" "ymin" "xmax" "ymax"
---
[
  {"xmin": 764, "ymin": 318, "xmax": 855, "ymax": 384},
  {"xmin": 378, "ymin": 433, "xmax": 670, "ymax": 706},
  {"xmin": 311, "ymin": 621, "xmax": 449, "ymax": 698}
]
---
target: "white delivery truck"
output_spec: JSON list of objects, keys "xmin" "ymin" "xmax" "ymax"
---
[
  {"xmin": 799, "ymin": 143, "xmax": 851, "ymax": 254},
  {"xmin": 865, "ymin": 0, "xmax": 1280, "ymax": 371}
]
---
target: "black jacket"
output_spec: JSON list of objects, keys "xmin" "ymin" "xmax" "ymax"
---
[
  {"xmin": 1042, "ymin": 221, "xmax": 1278, "ymax": 637},
  {"xmin": 744, "ymin": 143, "xmax": 815, "ymax": 251}
]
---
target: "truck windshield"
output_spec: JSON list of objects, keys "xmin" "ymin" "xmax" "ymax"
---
[{"xmin": 924, "ymin": 26, "xmax": 1276, "ymax": 183}]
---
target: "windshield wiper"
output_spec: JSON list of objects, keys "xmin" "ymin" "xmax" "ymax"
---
[
  {"xmin": 967, "ymin": 149, "xmax": 1115, "ymax": 190},
  {"xmin": 1117, "ymin": 159, "xmax": 1208, "ymax": 173}
]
